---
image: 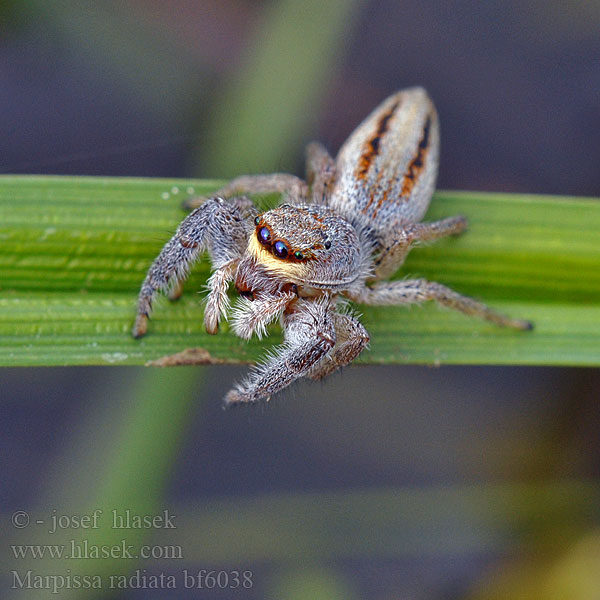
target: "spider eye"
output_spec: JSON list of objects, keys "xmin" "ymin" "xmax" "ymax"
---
[
  {"xmin": 324, "ymin": 240, "xmax": 331, "ymax": 249},
  {"xmin": 257, "ymin": 226, "xmax": 271, "ymax": 244},
  {"xmin": 273, "ymin": 240, "xmax": 289, "ymax": 259},
  {"xmin": 254, "ymin": 216, "xmax": 261, "ymax": 225},
  {"xmin": 294, "ymin": 251, "xmax": 304, "ymax": 260}
]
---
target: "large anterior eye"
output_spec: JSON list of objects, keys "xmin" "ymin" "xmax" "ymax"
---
[
  {"xmin": 257, "ymin": 227, "xmax": 271, "ymax": 245},
  {"xmin": 273, "ymin": 240, "xmax": 289, "ymax": 259}
]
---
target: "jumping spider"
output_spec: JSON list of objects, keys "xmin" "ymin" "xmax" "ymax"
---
[{"xmin": 133, "ymin": 87, "xmax": 532, "ymax": 406}]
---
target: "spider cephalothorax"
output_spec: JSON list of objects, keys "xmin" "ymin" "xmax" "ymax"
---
[
  {"xmin": 133, "ymin": 87, "xmax": 532, "ymax": 406},
  {"xmin": 246, "ymin": 204, "xmax": 367, "ymax": 291}
]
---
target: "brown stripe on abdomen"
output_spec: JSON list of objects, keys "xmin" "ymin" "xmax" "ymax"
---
[
  {"xmin": 400, "ymin": 115, "xmax": 432, "ymax": 198},
  {"xmin": 355, "ymin": 99, "xmax": 401, "ymax": 181}
]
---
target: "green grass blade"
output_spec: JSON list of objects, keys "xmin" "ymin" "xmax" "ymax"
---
[{"xmin": 0, "ymin": 175, "xmax": 599, "ymax": 366}]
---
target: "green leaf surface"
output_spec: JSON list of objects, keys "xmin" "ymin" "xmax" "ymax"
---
[{"xmin": 0, "ymin": 175, "xmax": 599, "ymax": 367}]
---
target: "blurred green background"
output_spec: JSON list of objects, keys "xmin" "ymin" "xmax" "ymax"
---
[{"xmin": 1, "ymin": 1, "xmax": 599, "ymax": 598}]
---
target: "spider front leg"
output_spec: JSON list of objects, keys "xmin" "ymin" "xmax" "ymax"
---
[
  {"xmin": 374, "ymin": 215, "xmax": 468, "ymax": 279},
  {"xmin": 350, "ymin": 279, "xmax": 533, "ymax": 330},
  {"xmin": 306, "ymin": 311, "xmax": 369, "ymax": 380},
  {"xmin": 132, "ymin": 196, "xmax": 253, "ymax": 338},
  {"xmin": 224, "ymin": 298, "xmax": 336, "ymax": 407}
]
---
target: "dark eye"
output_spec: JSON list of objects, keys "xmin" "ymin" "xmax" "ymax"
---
[
  {"xmin": 273, "ymin": 240, "xmax": 289, "ymax": 259},
  {"xmin": 254, "ymin": 216, "xmax": 261, "ymax": 225},
  {"xmin": 324, "ymin": 240, "xmax": 331, "ymax": 249},
  {"xmin": 294, "ymin": 251, "xmax": 303, "ymax": 260},
  {"xmin": 257, "ymin": 227, "xmax": 271, "ymax": 244}
]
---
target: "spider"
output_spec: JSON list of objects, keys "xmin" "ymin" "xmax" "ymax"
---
[{"xmin": 132, "ymin": 87, "xmax": 532, "ymax": 406}]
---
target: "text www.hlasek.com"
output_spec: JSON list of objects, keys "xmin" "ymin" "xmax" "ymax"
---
[
  {"xmin": 9, "ymin": 508, "xmax": 254, "ymax": 592},
  {"xmin": 11, "ymin": 539, "xmax": 182, "ymax": 560}
]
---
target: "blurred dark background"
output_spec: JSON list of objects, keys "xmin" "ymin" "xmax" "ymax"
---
[{"xmin": 1, "ymin": 1, "xmax": 599, "ymax": 599}]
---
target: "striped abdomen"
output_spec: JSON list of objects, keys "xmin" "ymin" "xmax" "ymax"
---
[{"xmin": 330, "ymin": 87, "xmax": 440, "ymax": 240}]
